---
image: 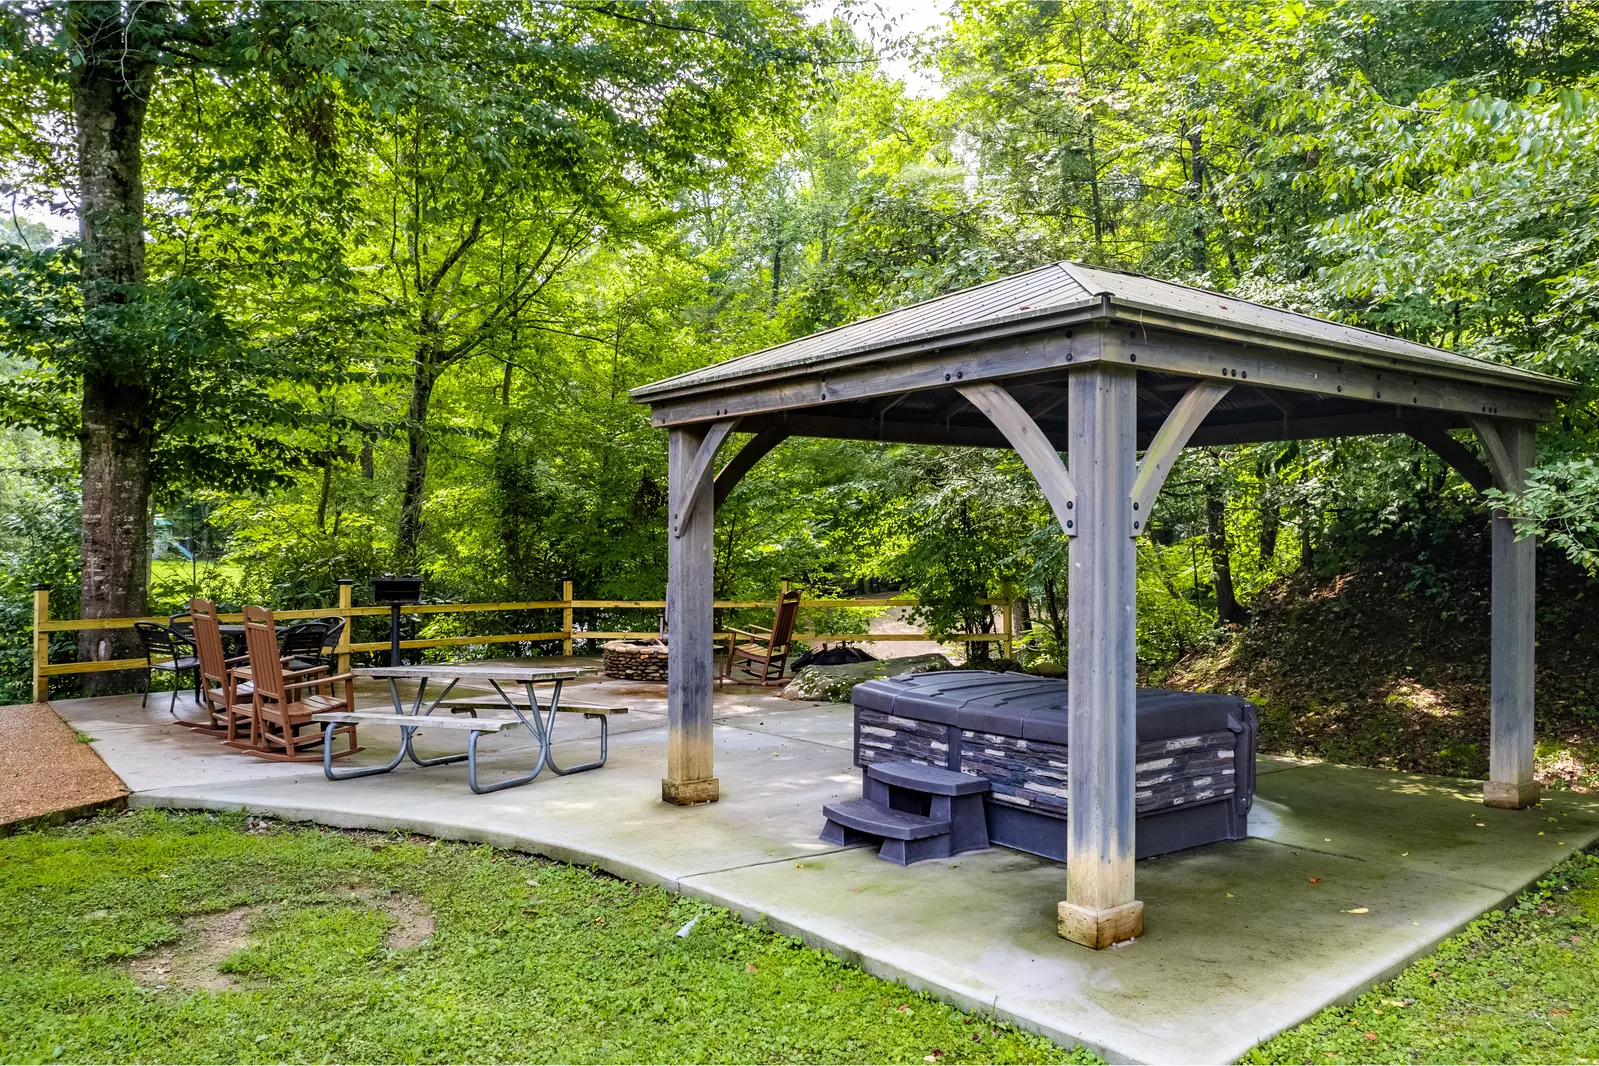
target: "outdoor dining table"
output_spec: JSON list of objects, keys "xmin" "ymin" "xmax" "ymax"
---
[{"xmin": 319, "ymin": 662, "xmax": 600, "ymax": 792}]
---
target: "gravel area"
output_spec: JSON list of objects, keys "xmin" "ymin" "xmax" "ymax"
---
[{"xmin": 0, "ymin": 702, "xmax": 127, "ymax": 831}]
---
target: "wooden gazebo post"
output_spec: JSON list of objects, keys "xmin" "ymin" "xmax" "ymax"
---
[
  {"xmin": 1477, "ymin": 419, "xmax": 1540, "ymax": 809},
  {"xmin": 664, "ymin": 421, "xmax": 732, "ymax": 805},
  {"xmin": 1059, "ymin": 363, "xmax": 1143, "ymax": 947}
]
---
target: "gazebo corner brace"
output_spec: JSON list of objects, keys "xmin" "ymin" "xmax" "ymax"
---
[
  {"xmin": 956, "ymin": 381, "xmax": 1079, "ymax": 536},
  {"xmin": 1128, "ymin": 381, "xmax": 1233, "ymax": 536},
  {"xmin": 670, "ymin": 419, "xmax": 737, "ymax": 538}
]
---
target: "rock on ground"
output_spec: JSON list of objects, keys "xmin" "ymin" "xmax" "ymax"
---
[{"xmin": 781, "ymin": 654, "xmax": 953, "ymax": 703}]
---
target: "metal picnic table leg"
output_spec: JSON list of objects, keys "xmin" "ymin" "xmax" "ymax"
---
[
  {"xmin": 539, "ymin": 678, "xmax": 610, "ymax": 776},
  {"xmin": 322, "ymin": 677, "xmax": 413, "ymax": 781},
  {"xmin": 465, "ymin": 678, "xmax": 552, "ymax": 794},
  {"xmin": 402, "ymin": 677, "xmax": 468, "ymax": 767}
]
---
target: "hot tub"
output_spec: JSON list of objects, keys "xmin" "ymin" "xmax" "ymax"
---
[{"xmin": 849, "ymin": 670, "xmax": 1256, "ymax": 860}]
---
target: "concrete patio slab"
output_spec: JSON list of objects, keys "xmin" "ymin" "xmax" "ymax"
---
[{"xmin": 45, "ymin": 680, "xmax": 1599, "ymax": 1064}]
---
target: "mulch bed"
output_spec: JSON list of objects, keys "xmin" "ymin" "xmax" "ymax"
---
[{"xmin": 0, "ymin": 702, "xmax": 127, "ymax": 834}]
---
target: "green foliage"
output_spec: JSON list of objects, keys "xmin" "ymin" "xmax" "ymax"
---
[
  {"xmin": 0, "ymin": 244, "xmax": 313, "ymax": 500},
  {"xmin": 0, "ymin": 809, "xmax": 1094, "ymax": 1064},
  {"xmin": 1496, "ymin": 458, "xmax": 1599, "ymax": 574},
  {"xmin": 3, "ymin": 0, "xmax": 1599, "ymax": 698},
  {"xmin": 0, "ymin": 431, "xmax": 79, "ymax": 702}
]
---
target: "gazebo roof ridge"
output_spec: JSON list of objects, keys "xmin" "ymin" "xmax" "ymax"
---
[{"xmin": 631, "ymin": 261, "xmax": 1574, "ymax": 404}]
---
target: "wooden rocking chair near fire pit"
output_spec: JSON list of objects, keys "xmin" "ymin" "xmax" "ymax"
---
[{"xmin": 723, "ymin": 589, "xmax": 801, "ymax": 685}]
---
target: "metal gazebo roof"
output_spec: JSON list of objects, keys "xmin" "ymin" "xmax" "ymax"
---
[{"xmin": 632, "ymin": 262, "xmax": 1572, "ymax": 405}]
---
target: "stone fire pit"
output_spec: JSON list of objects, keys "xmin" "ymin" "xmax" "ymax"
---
[{"xmin": 602, "ymin": 639, "xmax": 669, "ymax": 682}]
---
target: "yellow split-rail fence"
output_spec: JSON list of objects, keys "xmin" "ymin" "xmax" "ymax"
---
[{"xmin": 29, "ymin": 581, "xmax": 1017, "ymax": 701}]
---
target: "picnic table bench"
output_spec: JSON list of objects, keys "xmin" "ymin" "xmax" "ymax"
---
[{"xmin": 312, "ymin": 663, "xmax": 617, "ymax": 794}]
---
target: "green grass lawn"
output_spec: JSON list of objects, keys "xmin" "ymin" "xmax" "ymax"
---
[
  {"xmin": 149, "ymin": 561, "xmax": 245, "ymax": 585},
  {"xmin": 7, "ymin": 810, "xmax": 1599, "ymax": 1065},
  {"xmin": 0, "ymin": 810, "xmax": 1090, "ymax": 1064}
]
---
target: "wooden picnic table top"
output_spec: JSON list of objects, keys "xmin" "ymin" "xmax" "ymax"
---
[{"xmin": 351, "ymin": 663, "xmax": 596, "ymax": 683}]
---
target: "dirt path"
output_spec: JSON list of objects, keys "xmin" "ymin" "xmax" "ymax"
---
[
  {"xmin": 0, "ymin": 702, "xmax": 127, "ymax": 832},
  {"xmin": 858, "ymin": 605, "xmax": 971, "ymax": 662}
]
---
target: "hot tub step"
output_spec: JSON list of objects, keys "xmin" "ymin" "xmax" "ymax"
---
[
  {"xmin": 821, "ymin": 796, "xmax": 958, "ymax": 865},
  {"xmin": 867, "ymin": 759, "xmax": 989, "ymax": 796},
  {"xmin": 823, "ymin": 797, "xmax": 949, "ymax": 840}
]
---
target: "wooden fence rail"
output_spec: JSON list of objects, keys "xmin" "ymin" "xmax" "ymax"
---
[{"xmin": 29, "ymin": 581, "xmax": 1016, "ymax": 701}]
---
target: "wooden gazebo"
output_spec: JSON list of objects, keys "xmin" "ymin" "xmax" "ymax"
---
[{"xmin": 629, "ymin": 262, "xmax": 1577, "ymax": 949}]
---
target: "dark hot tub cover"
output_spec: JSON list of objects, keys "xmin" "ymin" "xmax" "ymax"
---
[{"xmin": 850, "ymin": 670, "xmax": 1257, "ymax": 860}]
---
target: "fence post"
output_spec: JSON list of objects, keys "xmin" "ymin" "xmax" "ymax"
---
[
  {"xmin": 1002, "ymin": 581, "xmax": 1014, "ymax": 660},
  {"xmin": 30, "ymin": 583, "xmax": 49, "ymax": 703},
  {"xmin": 336, "ymin": 579, "xmax": 353, "ymax": 675},
  {"xmin": 562, "ymin": 579, "xmax": 574, "ymax": 657}
]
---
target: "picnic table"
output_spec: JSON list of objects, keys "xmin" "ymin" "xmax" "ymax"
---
[{"xmin": 312, "ymin": 662, "xmax": 611, "ymax": 793}]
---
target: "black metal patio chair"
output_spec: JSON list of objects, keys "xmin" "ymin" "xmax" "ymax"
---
[
  {"xmin": 134, "ymin": 621, "xmax": 202, "ymax": 717},
  {"xmin": 312, "ymin": 616, "xmax": 346, "ymax": 669},
  {"xmin": 279, "ymin": 619, "xmax": 337, "ymax": 673}
]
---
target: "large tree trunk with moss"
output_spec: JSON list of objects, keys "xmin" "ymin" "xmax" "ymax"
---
[{"xmin": 72, "ymin": 4, "xmax": 157, "ymax": 693}]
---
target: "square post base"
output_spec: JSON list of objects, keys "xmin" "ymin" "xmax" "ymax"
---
[
  {"xmin": 662, "ymin": 777, "xmax": 719, "ymax": 805},
  {"xmin": 1484, "ymin": 779, "xmax": 1540, "ymax": 809},
  {"xmin": 1058, "ymin": 900, "xmax": 1143, "ymax": 949}
]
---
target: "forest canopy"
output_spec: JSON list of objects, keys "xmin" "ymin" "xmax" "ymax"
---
[{"xmin": 2, "ymin": 0, "xmax": 1599, "ymax": 700}]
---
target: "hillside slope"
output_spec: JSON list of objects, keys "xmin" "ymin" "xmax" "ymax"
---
[{"xmin": 1160, "ymin": 535, "xmax": 1599, "ymax": 791}]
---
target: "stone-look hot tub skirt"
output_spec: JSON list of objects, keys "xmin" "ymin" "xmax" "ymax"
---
[
  {"xmin": 602, "ymin": 640, "xmax": 669, "ymax": 682},
  {"xmin": 850, "ymin": 670, "xmax": 1257, "ymax": 861}
]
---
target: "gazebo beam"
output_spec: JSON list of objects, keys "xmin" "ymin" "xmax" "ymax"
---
[
  {"xmin": 737, "ymin": 408, "xmax": 1468, "ymax": 452},
  {"xmin": 648, "ymin": 326, "xmax": 1555, "ymax": 428},
  {"xmin": 1058, "ymin": 363, "xmax": 1142, "ymax": 949},
  {"xmin": 663, "ymin": 424, "xmax": 720, "ymax": 806},
  {"xmin": 1471, "ymin": 418, "xmax": 1540, "ymax": 810},
  {"xmin": 1106, "ymin": 327, "xmax": 1555, "ymax": 423}
]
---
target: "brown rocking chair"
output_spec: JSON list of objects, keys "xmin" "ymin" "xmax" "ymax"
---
[
  {"xmin": 723, "ymin": 589, "xmax": 802, "ymax": 685},
  {"xmin": 241, "ymin": 604, "xmax": 362, "ymax": 762},
  {"xmin": 187, "ymin": 598, "xmax": 254, "ymax": 741}
]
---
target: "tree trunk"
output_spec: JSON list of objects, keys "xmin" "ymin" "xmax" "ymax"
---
[
  {"xmin": 1042, "ymin": 577, "xmax": 1067, "ymax": 649},
  {"xmin": 395, "ymin": 347, "xmax": 437, "ymax": 570},
  {"xmin": 1186, "ymin": 124, "xmax": 1208, "ymax": 273},
  {"xmin": 72, "ymin": 4, "xmax": 157, "ymax": 694},
  {"xmin": 1257, "ymin": 459, "xmax": 1279, "ymax": 566},
  {"xmin": 770, "ymin": 233, "xmax": 783, "ymax": 307},
  {"xmin": 1206, "ymin": 478, "xmax": 1241, "ymax": 624}
]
